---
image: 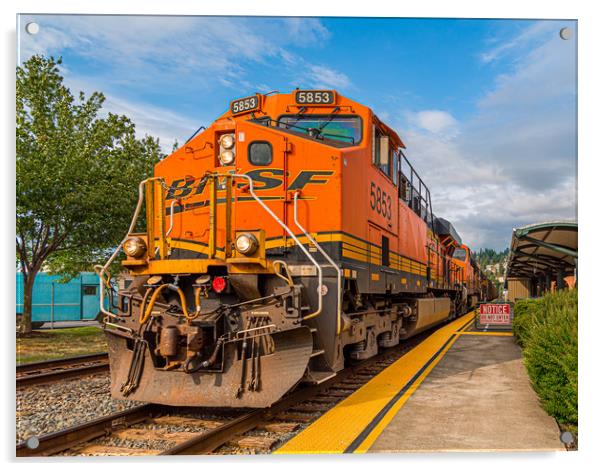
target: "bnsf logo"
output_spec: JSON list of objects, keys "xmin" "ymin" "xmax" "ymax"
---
[{"xmin": 166, "ymin": 169, "xmax": 333, "ymax": 200}]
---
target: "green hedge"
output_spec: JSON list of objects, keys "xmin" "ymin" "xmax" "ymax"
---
[{"xmin": 513, "ymin": 289, "xmax": 578, "ymax": 427}]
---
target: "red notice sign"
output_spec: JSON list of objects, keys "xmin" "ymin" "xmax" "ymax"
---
[{"xmin": 479, "ymin": 303, "xmax": 512, "ymax": 325}]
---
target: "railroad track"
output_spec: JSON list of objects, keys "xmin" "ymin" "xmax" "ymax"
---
[
  {"xmin": 16, "ymin": 353, "xmax": 109, "ymax": 388},
  {"xmin": 16, "ymin": 327, "xmax": 437, "ymax": 457}
]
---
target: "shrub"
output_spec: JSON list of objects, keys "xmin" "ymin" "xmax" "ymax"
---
[{"xmin": 513, "ymin": 289, "xmax": 578, "ymax": 426}]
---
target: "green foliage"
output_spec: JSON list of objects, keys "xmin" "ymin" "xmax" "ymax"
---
[
  {"xmin": 512, "ymin": 298, "xmax": 541, "ymax": 347},
  {"xmin": 16, "ymin": 55, "xmax": 163, "ymax": 332},
  {"xmin": 513, "ymin": 289, "xmax": 578, "ymax": 426},
  {"xmin": 476, "ymin": 247, "xmax": 509, "ymax": 268},
  {"xmin": 16, "ymin": 55, "xmax": 162, "ymax": 279}
]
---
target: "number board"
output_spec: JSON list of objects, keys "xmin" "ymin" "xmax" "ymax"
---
[
  {"xmin": 230, "ymin": 95, "xmax": 260, "ymax": 115},
  {"xmin": 294, "ymin": 90, "xmax": 336, "ymax": 105}
]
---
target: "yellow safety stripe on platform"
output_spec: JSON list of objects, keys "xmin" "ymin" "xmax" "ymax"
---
[
  {"xmin": 275, "ymin": 312, "xmax": 475, "ymax": 455},
  {"xmin": 458, "ymin": 331, "xmax": 513, "ymax": 336}
]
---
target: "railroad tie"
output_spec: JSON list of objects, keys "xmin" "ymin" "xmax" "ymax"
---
[
  {"xmin": 289, "ymin": 402, "xmax": 330, "ymax": 413},
  {"xmin": 230, "ymin": 436, "xmax": 279, "ymax": 450},
  {"xmin": 73, "ymin": 444, "xmax": 163, "ymax": 456},
  {"xmin": 258, "ymin": 422, "xmax": 300, "ymax": 433},
  {"xmin": 273, "ymin": 412, "xmax": 316, "ymax": 423},
  {"xmin": 112, "ymin": 427, "xmax": 200, "ymax": 443},
  {"xmin": 150, "ymin": 416, "xmax": 225, "ymax": 429}
]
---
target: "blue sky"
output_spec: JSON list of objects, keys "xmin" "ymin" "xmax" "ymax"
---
[{"xmin": 18, "ymin": 15, "xmax": 577, "ymax": 250}]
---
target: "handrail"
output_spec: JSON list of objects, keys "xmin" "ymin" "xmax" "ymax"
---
[
  {"xmin": 230, "ymin": 173, "xmax": 324, "ymax": 321},
  {"xmin": 166, "ymin": 199, "xmax": 177, "ymax": 237},
  {"xmin": 98, "ymin": 177, "xmax": 163, "ymax": 319},
  {"xmin": 99, "ymin": 173, "xmax": 325, "ymax": 324},
  {"xmin": 293, "ymin": 191, "xmax": 342, "ymax": 333}
]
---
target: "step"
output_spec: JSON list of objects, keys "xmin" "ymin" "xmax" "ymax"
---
[{"xmin": 302, "ymin": 370, "xmax": 337, "ymax": 385}]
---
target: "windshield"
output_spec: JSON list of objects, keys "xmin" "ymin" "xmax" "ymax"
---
[
  {"xmin": 452, "ymin": 248, "xmax": 467, "ymax": 261},
  {"xmin": 278, "ymin": 115, "xmax": 362, "ymax": 145}
]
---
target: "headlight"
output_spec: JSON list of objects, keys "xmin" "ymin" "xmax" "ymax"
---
[
  {"xmin": 219, "ymin": 150, "xmax": 235, "ymax": 165},
  {"xmin": 123, "ymin": 236, "xmax": 147, "ymax": 258},
  {"xmin": 235, "ymin": 233, "xmax": 258, "ymax": 256},
  {"xmin": 220, "ymin": 133, "xmax": 235, "ymax": 150},
  {"xmin": 218, "ymin": 133, "xmax": 236, "ymax": 165}
]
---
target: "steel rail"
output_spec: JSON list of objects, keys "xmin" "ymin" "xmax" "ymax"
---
[
  {"xmin": 17, "ymin": 363, "xmax": 110, "ymax": 388},
  {"xmin": 161, "ymin": 362, "xmax": 358, "ymax": 455},
  {"xmin": 16, "ymin": 317, "xmax": 455, "ymax": 457},
  {"xmin": 161, "ymin": 331, "xmax": 432, "ymax": 455},
  {"xmin": 16, "ymin": 404, "xmax": 157, "ymax": 457},
  {"xmin": 15, "ymin": 343, "xmax": 404, "ymax": 456},
  {"xmin": 16, "ymin": 353, "xmax": 108, "ymax": 374}
]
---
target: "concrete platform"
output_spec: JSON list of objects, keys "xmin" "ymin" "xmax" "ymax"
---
[
  {"xmin": 370, "ymin": 335, "xmax": 564, "ymax": 452},
  {"xmin": 276, "ymin": 313, "xmax": 565, "ymax": 454}
]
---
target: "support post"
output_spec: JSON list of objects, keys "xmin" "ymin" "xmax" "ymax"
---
[
  {"xmin": 50, "ymin": 282, "xmax": 55, "ymax": 330},
  {"xmin": 557, "ymin": 268, "xmax": 566, "ymax": 290}
]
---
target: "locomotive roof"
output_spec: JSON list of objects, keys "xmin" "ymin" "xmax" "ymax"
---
[{"xmin": 217, "ymin": 90, "xmax": 406, "ymax": 149}]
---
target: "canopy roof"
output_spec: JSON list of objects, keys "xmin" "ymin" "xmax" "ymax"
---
[{"xmin": 505, "ymin": 221, "xmax": 578, "ymax": 279}]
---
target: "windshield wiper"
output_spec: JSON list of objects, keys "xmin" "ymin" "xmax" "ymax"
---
[
  {"xmin": 316, "ymin": 107, "xmax": 340, "ymax": 132},
  {"xmin": 280, "ymin": 106, "xmax": 307, "ymax": 129},
  {"xmin": 310, "ymin": 107, "xmax": 341, "ymax": 138}
]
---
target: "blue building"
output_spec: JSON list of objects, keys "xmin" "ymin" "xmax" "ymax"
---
[{"xmin": 16, "ymin": 272, "xmax": 102, "ymax": 323}]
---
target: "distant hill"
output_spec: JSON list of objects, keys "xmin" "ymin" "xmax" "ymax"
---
[{"xmin": 476, "ymin": 248, "xmax": 510, "ymax": 286}]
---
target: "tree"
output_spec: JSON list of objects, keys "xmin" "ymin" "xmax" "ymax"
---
[{"xmin": 16, "ymin": 55, "xmax": 162, "ymax": 333}]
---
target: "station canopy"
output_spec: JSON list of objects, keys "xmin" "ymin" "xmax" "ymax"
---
[{"xmin": 506, "ymin": 221, "xmax": 578, "ymax": 278}]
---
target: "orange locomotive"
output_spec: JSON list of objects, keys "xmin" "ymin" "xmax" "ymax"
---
[{"xmin": 99, "ymin": 90, "xmax": 493, "ymax": 408}]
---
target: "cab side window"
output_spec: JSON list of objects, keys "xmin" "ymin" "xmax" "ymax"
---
[{"xmin": 372, "ymin": 126, "xmax": 393, "ymax": 180}]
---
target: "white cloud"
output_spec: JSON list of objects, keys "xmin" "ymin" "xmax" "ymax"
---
[
  {"xmin": 18, "ymin": 15, "xmax": 351, "ymax": 94},
  {"xmin": 305, "ymin": 64, "xmax": 352, "ymax": 90},
  {"xmin": 389, "ymin": 21, "xmax": 577, "ymax": 249},
  {"xmin": 18, "ymin": 15, "xmax": 353, "ymax": 150},
  {"xmin": 62, "ymin": 75, "xmax": 203, "ymax": 153},
  {"xmin": 103, "ymin": 96, "xmax": 201, "ymax": 151},
  {"xmin": 283, "ymin": 18, "xmax": 331, "ymax": 45},
  {"xmin": 479, "ymin": 21, "xmax": 560, "ymax": 64},
  {"xmin": 410, "ymin": 110, "xmax": 458, "ymax": 136}
]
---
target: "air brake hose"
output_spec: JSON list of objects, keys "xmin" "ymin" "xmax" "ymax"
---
[
  {"xmin": 183, "ymin": 338, "xmax": 224, "ymax": 374},
  {"xmin": 139, "ymin": 283, "xmax": 201, "ymax": 324},
  {"xmin": 194, "ymin": 287, "xmax": 202, "ymax": 315},
  {"xmin": 140, "ymin": 284, "xmax": 169, "ymax": 324},
  {"xmin": 138, "ymin": 287, "xmax": 154, "ymax": 325}
]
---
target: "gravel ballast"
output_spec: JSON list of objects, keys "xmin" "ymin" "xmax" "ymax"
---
[{"xmin": 16, "ymin": 374, "xmax": 141, "ymax": 444}]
